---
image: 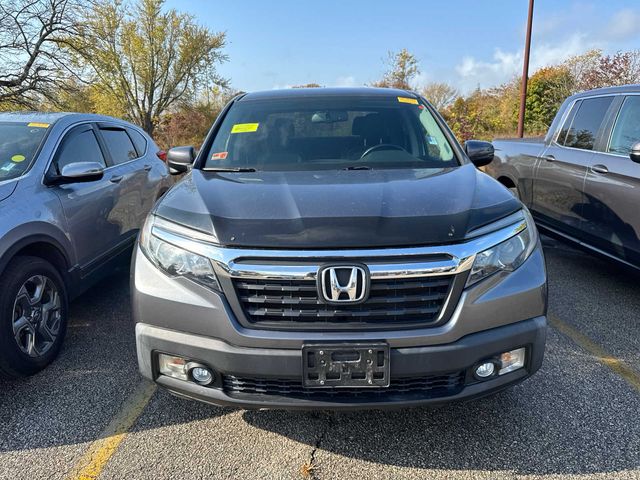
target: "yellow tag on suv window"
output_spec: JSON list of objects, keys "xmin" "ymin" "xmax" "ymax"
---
[
  {"xmin": 27, "ymin": 122, "xmax": 50, "ymax": 128},
  {"xmin": 397, "ymin": 97, "xmax": 419, "ymax": 105},
  {"xmin": 231, "ymin": 123, "xmax": 259, "ymax": 133},
  {"xmin": 11, "ymin": 154, "xmax": 26, "ymax": 162}
]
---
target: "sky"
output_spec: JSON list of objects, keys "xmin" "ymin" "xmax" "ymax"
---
[{"xmin": 165, "ymin": 0, "xmax": 640, "ymax": 94}]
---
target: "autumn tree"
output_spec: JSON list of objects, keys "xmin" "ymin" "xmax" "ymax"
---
[
  {"xmin": 0, "ymin": 0, "xmax": 81, "ymax": 108},
  {"xmin": 372, "ymin": 49, "xmax": 420, "ymax": 90},
  {"xmin": 70, "ymin": 0, "xmax": 228, "ymax": 135},
  {"xmin": 562, "ymin": 49, "xmax": 600, "ymax": 92},
  {"xmin": 421, "ymin": 82, "xmax": 459, "ymax": 110},
  {"xmin": 580, "ymin": 50, "xmax": 640, "ymax": 90},
  {"xmin": 443, "ymin": 85, "xmax": 518, "ymax": 142},
  {"xmin": 154, "ymin": 88, "xmax": 238, "ymax": 149},
  {"xmin": 525, "ymin": 66, "xmax": 573, "ymax": 133}
]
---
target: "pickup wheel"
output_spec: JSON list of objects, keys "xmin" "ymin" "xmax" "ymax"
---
[
  {"xmin": 0, "ymin": 256, "xmax": 68, "ymax": 378},
  {"xmin": 509, "ymin": 187, "xmax": 520, "ymax": 199}
]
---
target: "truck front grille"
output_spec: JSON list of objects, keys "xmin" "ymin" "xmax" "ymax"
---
[
  {"xmin": 232, "ymin": 275, "xmax": 454, "ymax": 329},
  {"xmin": 222, "ymin": 371, "xmax": 465, "ymax": 400}
]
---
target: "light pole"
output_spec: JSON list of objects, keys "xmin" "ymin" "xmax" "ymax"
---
[{"xmin": 517, "ymin": 0, "xmax": 534, "ymax": 138}]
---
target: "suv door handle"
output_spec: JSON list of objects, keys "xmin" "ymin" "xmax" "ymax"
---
[
  {"xmin": 542, "ymin": 155, "xmax": 555, "ymax": 162},
  {"xmin": 109, "ymin": 175, "xmax": 123, "ymax": 183},
  {"xmin": 143, "ymin": 164, "xmax": 152, "ymax": 172},
  {"xmin": 591, "ymin": 164, "xmax": 609, "ymax": 174}
]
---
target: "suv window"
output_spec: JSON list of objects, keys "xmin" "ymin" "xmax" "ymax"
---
[
  {"xmin": 608, "ymin": 96, "xmax": 640, "ymax": 156},
  {"xmin": 127, "ymin": 128, "xmax": 147, "ymax": 157},
  {"xmin": 203, "ymin": 96, "xmax": 457, "ymax": 171},
  {"xmin": 100, "ymin": 128, "xmax": 138, "ymax": 164},
  {"xmin": 560, "ymin": 96, "xmax": 613, "ymax": 151},
  {"xmin": 57, "ymin": 127, "xmax": 106, "ymax": 172},
  {"xmin": 0, "ymin": 122, "xmax": 48, "ymax": 181}
]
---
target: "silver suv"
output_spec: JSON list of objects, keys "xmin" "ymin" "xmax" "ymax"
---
[
  {"xmin": 0, "ymin": 112, "xmax": 171, "ymax": 378},
  {"xmin": 133, "ymin": 88, "xmax": 547, "ymax": 409}
]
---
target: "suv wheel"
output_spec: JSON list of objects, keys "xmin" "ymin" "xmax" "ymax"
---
[{"xmin": 0, "ymin": 256, "xmax": 68, "ymax": 378}]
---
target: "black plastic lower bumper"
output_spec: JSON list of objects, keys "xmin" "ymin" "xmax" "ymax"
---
[{"xmin": 137, "ymin": 316, "xmax": 547, "ymax": 410}]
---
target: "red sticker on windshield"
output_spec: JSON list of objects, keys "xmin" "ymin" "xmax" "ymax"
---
[{"xmin": 211, "ymin": 151, "xmax": 228, "ymax": 160}]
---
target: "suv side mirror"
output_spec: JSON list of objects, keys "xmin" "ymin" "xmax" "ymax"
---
[
  {"xmin": 167, "ymin": 146, "xmax": 196, "ymax": 174},
  {"xmin": 46, "ymin": 162, "xmax": 104, "ymax": 185},
  {"xmin": 630, "ymin": 142, "xmax": 640, "ymax": 164},
  {"xmin": 464, "ymin": 140, "xmax": 495, "ymax": 167}
]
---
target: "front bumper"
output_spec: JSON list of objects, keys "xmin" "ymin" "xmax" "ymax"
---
[{"xmin": 136, "ymin": 316, "xmax": 546, "ymax": 410}]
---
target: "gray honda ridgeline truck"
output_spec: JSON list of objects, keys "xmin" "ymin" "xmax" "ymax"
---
[{"xmin": 132, "ymin": 87, "xmax": 547, "ymax": 409}]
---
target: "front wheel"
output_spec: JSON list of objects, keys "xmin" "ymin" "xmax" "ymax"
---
[{"xmin": 0, "ymin": 256, "xmax": 68, "ymax": 378}]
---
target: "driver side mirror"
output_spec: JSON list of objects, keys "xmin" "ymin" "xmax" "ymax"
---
[
  {"xmin": 630, "ymin": 142, "xmax": 640, "ymax": 164},
  {"xmin": 45, "ymin": 162, "xmax": 104, "ymax": 185},
  {"xmin": 464, "ymin": 140, "xmax": 495, "ymax": 167},
  {"xmin": 167, "ymin": 146, "xmax": 196, "ymax": 174}
]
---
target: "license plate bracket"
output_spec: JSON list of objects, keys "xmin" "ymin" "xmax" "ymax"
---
[{"xmin": 302, "ymin": 343, "xmax": 390, "ymax": 388}]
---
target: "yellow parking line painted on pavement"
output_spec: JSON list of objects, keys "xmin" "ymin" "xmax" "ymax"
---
[
  {"xmin": 549, "ymin": 315, "xmax": 640, "ymax": 393},
  {"xmin": 66, "ymin": 380, "xmax": 157, "ymax": 480}
]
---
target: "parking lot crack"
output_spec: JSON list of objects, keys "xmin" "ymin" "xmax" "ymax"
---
[{"xmin": 300, "ymin": 412, "xmax": 335, "ymax": 479}]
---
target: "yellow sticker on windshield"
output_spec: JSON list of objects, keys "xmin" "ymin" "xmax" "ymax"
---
[
  {"xmin": 231, "ymin": 123, "xmax": 259, "ymax": 133},
  {"xmin": 11, "ymin": 154, "xmax": 26, "ymax": 162},
  {"xmin": 397, "ymin": 97, "xmax": 419, "ymax": 105},
  {"xmin": 27, "ymin": 122, "xmax": 49, "ymax": 128}
]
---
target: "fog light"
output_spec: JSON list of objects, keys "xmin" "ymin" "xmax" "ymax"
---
[
  {"xmin": 158, "ymin": 353, "xmax": 188, "ymax": 381},
  {"xmin": 498, "ymin": 348, "xmax": 526, "ymax": 375},
  {"xmin": 474, "ymin": 362, "xmax": 496, "ymax": 379},
  {"xmin": 191, "ymin": 367, "xmax": 214, "ymax": 385}
]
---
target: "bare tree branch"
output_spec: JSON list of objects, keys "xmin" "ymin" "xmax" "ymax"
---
[{"xmin": 0, "ymin": 0, "xmax": 83, "ymax": 108}]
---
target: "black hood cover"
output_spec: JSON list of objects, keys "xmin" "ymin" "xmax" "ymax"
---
[{"xmin": 155, "ymin": 164, "xmax": 521, "ymax": 249}]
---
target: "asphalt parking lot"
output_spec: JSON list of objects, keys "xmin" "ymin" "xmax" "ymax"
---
[{"xmin": 1, "ymin": 236, "xmax": 639, "ymax": 480}]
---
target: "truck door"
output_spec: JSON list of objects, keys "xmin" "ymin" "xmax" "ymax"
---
[
  {"xmin": 583, "ymin": 95, "xmax": 640, "ymax": 265},
  {"xmin": 533, "ymin": 96, "xmax": 614, "ymax": 239}
]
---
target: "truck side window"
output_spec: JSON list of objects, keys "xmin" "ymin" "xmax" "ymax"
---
[
  {"xmin": 560, "ymin": 97, "xmax": 613, "ymax": 151},
  {"xmin": 608, "ymin": 96, "xmax": 640, "ymax": 156},
  {"xmin": 557, "ymin": 100, "xmax": 581, "ymax": 145}
]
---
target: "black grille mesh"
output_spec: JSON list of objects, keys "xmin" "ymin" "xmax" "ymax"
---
[
  {"xmin": 232, "ymin": 275, "xmax": 453, "ymax": 327},
  {"xmin": 222, "ymin": 372, "xmax": 465, "ymax": 400}
]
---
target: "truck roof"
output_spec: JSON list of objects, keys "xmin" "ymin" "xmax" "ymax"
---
[
  {"xmin": 570, "ymin": 84, "xmax": 640, "ymax": 100},
  {"xmin": 239, "ymin": 87, "xmax": 418, "ymax": 102}
]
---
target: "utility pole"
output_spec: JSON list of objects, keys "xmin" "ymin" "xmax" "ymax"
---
[{"xmin": 517, "ymin": 0, "xmax": 534, "ymax": 138}]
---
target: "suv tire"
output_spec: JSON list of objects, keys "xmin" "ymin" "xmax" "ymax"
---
[{"xmin": 0, "ymin": 256, "xmax": 68, "ymax": 378}]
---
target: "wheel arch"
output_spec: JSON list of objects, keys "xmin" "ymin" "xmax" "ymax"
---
[
  {"xmin": 0, "ymin": 234, "xmax": 73, "ymax": 289},
  {"xmin": 496, "ymin": 175, "xmax": 517, "ymax": 189}
]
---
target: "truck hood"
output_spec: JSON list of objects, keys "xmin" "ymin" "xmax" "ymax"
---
[{"xmin": 155, "ymin": 164, "xmax": 521, "ymax": 249}]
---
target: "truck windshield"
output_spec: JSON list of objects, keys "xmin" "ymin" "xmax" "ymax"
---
[
  {"xmin": 203, "ymin": 96, "xmax": 458, "ymax": 171},
  {"xmin": 0, "ymin": 122, "xmax": 48, "ymax": 181}
]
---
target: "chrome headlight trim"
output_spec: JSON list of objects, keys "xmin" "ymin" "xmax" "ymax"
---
[
  {"xmin": 465, "ymin": 208, "xmax": 538, "ymax": 286},
  {"xmin": 139, "ymin": 214, "xmax": 222, "ymax": 291},
  {"xmin": 145, "ymin": 212, "xmax": 531, "ymax": 283}
]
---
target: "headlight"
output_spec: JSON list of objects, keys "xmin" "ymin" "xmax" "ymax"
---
[
  {"xmin": 139, "ymin": 215, "xmax": 222, "ymax": 291},
  {"xmin": 466, "ymin": 209, "xmax": 538, "ymax": 286}
]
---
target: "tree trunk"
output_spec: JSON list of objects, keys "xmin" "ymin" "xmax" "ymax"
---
[{"xmin": 143, "ymin": 113, "xmax": 154, "ymax": 137}]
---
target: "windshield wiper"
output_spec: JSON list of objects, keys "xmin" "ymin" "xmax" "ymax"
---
[
  {"xmin": 202, "ymin": 167, "xmax": 257, "ymax": 172},
  {"xmin": 342, "ymin": 165, "xmax": 372, "ymax": 170}
]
